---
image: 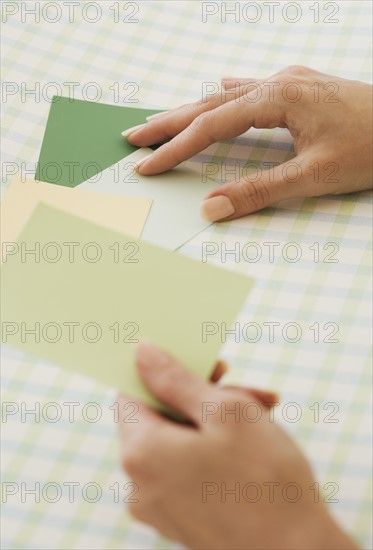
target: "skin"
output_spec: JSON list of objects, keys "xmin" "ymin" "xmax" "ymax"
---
[
  {"xmin": 123, "ymin": 66, "xmax": 373, "ymax": 221},
  {"xmin": 119, "ymin": 67, "xmax": 370, "ymax": 547},
  {"xmin": 119, "ymin": 341, "xmax": 359, "ymax": 550}
]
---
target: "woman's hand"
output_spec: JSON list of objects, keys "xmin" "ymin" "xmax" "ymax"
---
[
  {"xmin": 119, "ymin": 341, "xmax": 358, "ymax": 550},
  {"xmin": 123, "ymin": 66, "xmax": 372, "ymax": 222}
]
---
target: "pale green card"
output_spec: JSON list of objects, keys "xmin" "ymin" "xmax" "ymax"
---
[
  {"xmin": 80, "ymin": 147, "xmax": 219, "ymax": 250},
  {"xmin": 1, "ymin": 203, "xmax": 253, "ymax": 412}
]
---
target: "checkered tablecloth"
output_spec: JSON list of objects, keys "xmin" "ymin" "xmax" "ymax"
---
[{"xmin": 1, "ymin": 1, "xmax": 372, "ymax": 548}]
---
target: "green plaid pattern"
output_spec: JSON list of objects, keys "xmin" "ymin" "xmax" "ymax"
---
[{"xmin": 1, "ymin": 1, "xmax": 372, "ymax": 548}]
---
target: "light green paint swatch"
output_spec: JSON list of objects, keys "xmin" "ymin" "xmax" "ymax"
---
[
  {"xmin": 81, "ymin": 147, "xmax": 218, "ymax": 250},
  {"xmin": 1, "ymin": 203, "xmax": 253, "ymax": 413},
  {"xmin": 35, "ymin": 97, "xmax": 163, "ymax": 187}
]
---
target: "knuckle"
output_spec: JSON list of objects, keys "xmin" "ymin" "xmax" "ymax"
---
[
  {"xmin": 190, "ymin": 111, "xmax": 214, "ymax": 134},
  {"xmin": 199, "ymin": 91, "xmax": 223, "ymax": 108},
  {"xmin": 209, "ymin": 393, "xmax": 251, "ymax": 435},
  {"xmin": 223, "ymin": 393, "xmax": 248, "ymax": 412},
  {"xmin": 160, "ymin": 138, "xmax": 185, "ymax": 165},
  {"xmin": 121, "ymin": 454, "xmax": 137, "ymax": 477},
  {"xmin": 284, "ymin": 64, "xmax": 309, "ymax": 77},
  {"xmin": 155, "ymin": 364, "xmax": 188, "ymax": 395},
  {"xmin": 122, "ymin": 446, "xmax": 147, "ymax": 478},
  {"xmin": 237, "ymin": 181, "xmax": 271, "ymax": 212}
]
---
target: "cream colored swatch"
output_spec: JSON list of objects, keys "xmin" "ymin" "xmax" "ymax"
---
[{"xmin": 1, "ymin": 177, "xmax": 152, "ymax": 259}]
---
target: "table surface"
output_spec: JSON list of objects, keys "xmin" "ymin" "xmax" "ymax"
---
[{"xmin": 2, "ymin": 1, "xmax": 372, "ymax": 549}]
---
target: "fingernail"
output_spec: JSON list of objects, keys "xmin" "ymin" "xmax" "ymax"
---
[
  {"xmin": 134, "ymin": 154, "xmax": 152, "ymax": 173},
  {"xmin": 210, "ymin": 360, "xmax": 229, "ymax": 383},
  {"xmin": 136, "ymin": 340, "xmax": 169, "ymax": 370},
  {"xmin": 121, "ymin": 123, "xmax": 146, "ymax": 138},
  {"xmin": 201, "ymin": 196, "xmax": 235, "ymax": 222},
  {"xmin": 265, "ymin": 390, "xmax": 280, "ymax": 402},
  {"xmin": 146, "ymin": 111, "xmax": 168, "ymax": 121},
  {"xmin": 217, "ymin": 360, "xmax": 229, "ymax": 374}
]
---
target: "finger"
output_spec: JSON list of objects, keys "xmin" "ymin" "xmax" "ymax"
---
[
  {"xmin": 145, "ymin": 102, "xmax": 198, "ymax": 122},
  {"xmin": 222, "ymin": 386, "xmax": 280, "ymax": 408},
  {"xmin": 210, "ymin": 360, "xmax": 228, "ymax": 383},
  {"xmin": 145, "ymin": 110, "xmax": 169, "ymax": 121},
  {"xmin": 133, "ymin": 87, "xmax": 286, "ymax": 175},
  {"xmin": 124, "ymin": 83, "xmax": 261, "ymax": 149},
  {"xmin": 118, "ymin": 394, "xmax": 193, "ymax": 485},
  {"xmin": 146, "ymin": 102, "xmax": 195, "ymax": 121},
  {"xmin": 117, "ymin": 393, "xmax": 167, "ymax": 444},
  {"xmin": 200, "ymin": 152, "xmax": 312, "ymax": 221},
  {"xmin": 222, "ymin": 77, "xmax": 261, "ymax": 90},
  {"xmin": 135, "ymin": 340, "xmax": 218, "ymax": 425},
  {"xmin": 124, "ymin": 95, "xmax": 225, "ymax": 146}
]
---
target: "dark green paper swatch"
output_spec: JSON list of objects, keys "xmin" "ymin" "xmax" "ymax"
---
[{"xmin": 35, "ymin": 96, "xmax": 162, "ymax": 187}]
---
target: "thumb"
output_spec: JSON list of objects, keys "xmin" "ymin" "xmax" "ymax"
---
[
  {"xmin": 135, "ymin": 340, "xmax": 219, "ymax": 424},
  {"xmin": 201, "ymin": 154, "xmax": 311, "ymax": 221}
]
